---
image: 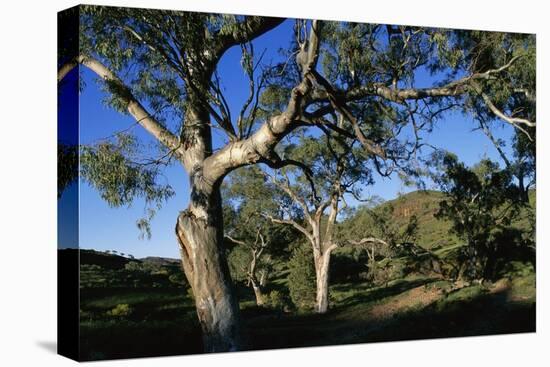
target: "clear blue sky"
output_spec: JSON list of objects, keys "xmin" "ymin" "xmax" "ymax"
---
[{"xmin": 58, "ymin": 19, "xmax": 515, "ymax": 258}]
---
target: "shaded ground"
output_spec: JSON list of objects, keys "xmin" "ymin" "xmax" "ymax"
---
[
  {"xmin": 243, "ymin": 275, "xmax": 535, "ymax": 351},
  {"xmin": 78, "ymin": 271, "xmax": 535, "ymax": 360}
]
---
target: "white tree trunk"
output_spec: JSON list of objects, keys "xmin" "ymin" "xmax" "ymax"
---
[
  {"xmin": 314, "ymin": 250, "xmax": 332, "ymax": 314},
  {"xmin": 252, "ymin": 282, "xmax": 264, "ymax": 306},
  {"xmin": 175, "ymin": 183, "xmax": 241, "ymax": 352}
]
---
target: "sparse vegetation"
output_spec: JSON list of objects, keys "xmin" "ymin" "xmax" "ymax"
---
[{"xmin": 71, "ymin": 185, "xmax": 535, "ymax": 360}]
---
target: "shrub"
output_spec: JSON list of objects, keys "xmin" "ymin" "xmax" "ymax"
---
[
  {"xmin": 366, "ymin": 258, "xmax": 407, "ymax": 286},
  {"xmin": 124, "ymin": 261, "xmax": 143, "ymax": 272},
  {"xmin": 265, "ymin": 290, "xmax": 289, "ymax": 311},
  {"xmin": 107, "ymin": 303, "xmax": 133, "ymax": 317},
  {"xmin": 287, "ymin": 245, "xmax": 316, "ymax": 310},
  {"xmin": 168, "ymin": 273, "xmax": 186, "ymax": 287}
]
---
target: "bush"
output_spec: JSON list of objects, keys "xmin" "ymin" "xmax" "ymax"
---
[
  {"xmin": 365, "ymin": 258, "xmax": 407, "ymax": 286},
  {"xmin": 331, "ymin": 248, "xmax": 371, "ymax": 282},
  {"xmin": 107, "ymin": 303, "xmax": 133, "ymax": 317},
  {"xmin": 287, "ymin": 245, "xmax": 316, "ymax": 310},
  {"xmin": 265, "ymin": 290, "xmax": 289, "ymax": 311},
  {"xmin": 168, "ymin": 273, "xmax": 186, "ymax": 287},
  {"xmin": 227, "ymin": 245, "xmax": 252, "ymax": 283},
  {"xmin": 124, "ymin": 261, "xmax": 143, "ymax": 272}
]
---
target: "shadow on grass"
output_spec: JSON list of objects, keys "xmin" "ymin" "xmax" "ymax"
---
[
  {"xmin": 79, "ymin": 319, "xmax": 203, "ymax": 361},
  {"xmin": 333, "ymin": 277, "xmax": 440, "ymax": 310},
  {"xmin": 244, "ymin": 284, "xmax": 535, "ymax": 351},
  {"xmin": 78, "ymin": 280, "xmax": 535, "ymax": 360},
  {"xmin": 352, "ymin": 286, "xmax": 536, "ymax": 345}
]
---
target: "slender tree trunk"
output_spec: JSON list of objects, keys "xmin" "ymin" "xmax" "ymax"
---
[
  {"xmin": 175, "ymin": 181, "xmax": 241, "ymax": 352},
  {"xmin": 518, "ymin": 172, "xmax": 530, "ymax": 203},
  {"xmin": 251, "ymin": 280, "xmax": 264, "ymax": 306},
  {"xmin": 259, "ymin": 269, "xmax": 267, "ymax": 287},
  {"xmin": 313, "ymin": 249, "xmax": 332, "ymax": 314}
]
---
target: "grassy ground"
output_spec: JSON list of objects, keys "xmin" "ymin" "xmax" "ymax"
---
[{"xmin": 79, "ymin": 266, "xmax": 535, "ymax": 360}]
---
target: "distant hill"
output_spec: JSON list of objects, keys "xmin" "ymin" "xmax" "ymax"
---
[
  {"xmin": 79, "ymin": 249, "xmax": 135, "ymax": 270},
  {"xmin": 140, "ymin": 256, "xmax": 180, "ymax": 266},
  {"xmin": 343, "ymin": 190, "xmax": 458, "ymax": 250},
  {"xmin": 345, "ymin": 189, "xmax": 535, "ymax": 251},
  {"xmin": 58, "ymin": 248, "xmax": 181, "ymax": 269},
  {"xmin": 381, "ymin": 190, "xmax": 459, "ymax": 249}
]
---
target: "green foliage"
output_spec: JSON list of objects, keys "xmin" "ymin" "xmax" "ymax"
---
[
  {"xmin": 107, "ymin": 303, "xmax": 133, "ymax": 317},
  {"xmin": 265, "ymin": 290, "xmax": 290, "ymax": 311},
  {"xmin": 78, "ymin": 249, "xmax": 186, "ymax": 289},
  {"xmin": 365, "ymin": 258, "xmax": 408, "ymax": 286},
  {"xmin": 433, "ymin": 154, "xmax": 529, "ymax": 280},
  {"xmin": 168, "ymin": 273, "xmax": 186, "ymax": 287},
  {"xmin": 282, "ymin": 134, "xmax": 372, "ymax": 206},
  {"xmin": 124, "ymin": 261, "xmax": 143, "ymax": 272},
  {"xmin": 287, "ymin": 245, "xmax": 316, "ymax": 310},
  {"xmin": 341, "ymin": 200, "xmax": 419, "ymax": 251},
  {"xmin": 227, "ymin": 245, "xmax": 253, "ymax": 283},
  {"xmin": 58, "ymin": 143, "xmax": 78, "ymax": 197},
  {"xmin": 224, "ymin": 166, "xmax": 299, "ymax": 261},
  {"xmin": 80, "ymin": 133, "xmax": 174, "ymax": 239},
  {"xmin": 341, "ymin": 191, "xmax": 460, "ymax": 249},
  {"xmin": 259, "ymin": 85, "xmax": 290, "ymax": 114},
  {"xmin": 80, "ymin": 133, "xmax": 173, "ymax": 207}
]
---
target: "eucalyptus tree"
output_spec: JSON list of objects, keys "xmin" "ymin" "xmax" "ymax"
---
[
  {"xmin": 262, "ymin": 133, "xmax": 372, "ymax": 313},
  {"xmin": 223, "ymin": 167, "xmax": 296, "ymax": 306},
  {"xmin": 58, "ymin": 5, "xmax": 535, "ymax": 351},
  {"xmin": 226, "ymin": 227, "xmax": 270, "ymax": 306},
  {"xmin": 433, "ymin": 154, "xmax": 524, "ymax": 280},
  {"xmin": 477, "ymin": 125, "xmax": 535, "ymax": 203}
]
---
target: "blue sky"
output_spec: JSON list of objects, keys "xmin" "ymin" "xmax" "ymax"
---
[{"xmin": 58, "ymin": 19, "xmax": 515, "ymax": 258}]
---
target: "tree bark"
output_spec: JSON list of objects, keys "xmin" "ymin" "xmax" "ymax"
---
[
  {"xmin": 313, "ymin": 246, "xmax": 336, "ymax": 314},
  {"xmin": 314, "ymin": 252, "xmax": 329, "ymax": 314},
  {"xmin": 175, "ymin": 186, "xmax": 241, "ymax": 352},
  {"xmin": 251, "ymin": 281, "xmax": 264, "ymax": 306},
  {"xmin": 175, "ymin": 96, "xmax": 242, "ymax": 354}
]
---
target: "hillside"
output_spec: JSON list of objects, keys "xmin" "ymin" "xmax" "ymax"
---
[
  {"xmin": 343, "ymin": 190, "xmax": 459, "ymax": 250},
  {"xmin": 79, "ymin": 249, "xmax": 134, "ymax": 270},
  {"xmin": 64, "ymin": 190, "xmax": 535, "ymax": 360},
  {"xmin": 140, "ymin": 256, "xmax": 180, "ymax": 266},
  {"xmin": 344, "ymin": 189, "xmax": 535, "ymax": 251},
  {"xmin": 382, "ymin": 190, "xmax": 459, "ymax": 249}
]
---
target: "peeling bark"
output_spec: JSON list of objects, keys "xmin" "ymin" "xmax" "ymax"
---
[
  {"xmin": 175, "ymin": 100, "xmax": 242, "ymax": 351},
  {"xmin": 175, "ymin": 186, "xmax": 241, "ymax": 352}
]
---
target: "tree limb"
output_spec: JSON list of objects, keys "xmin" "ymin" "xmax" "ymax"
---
[
  {"xmin": 224, "ymin": 234, "xmax": 248, "ymax": 247},
  {"xmin": 213, "ymin": 16, "xmax": 285, "ymax": 61},
  {"xmin": 58, "ymin": 55, "xmax": 181, "ymax": 153},
  {"xmin": 202, "ymin": 21, "xmax": 323, "ymax": 184},
  {"xmin": 470, "ymin": 81, "xmax": 535, "ymax": 139},
  {"xmin": 262, "ymin": 213, "xmax": 314, "ymax": 243},
  {"xmin": 309, "ymin": 69, "xmax": 387, "ymax": 158},
  {"xmin": 348, "ymin": 237, "xmax": 390, "ymax": 247}
]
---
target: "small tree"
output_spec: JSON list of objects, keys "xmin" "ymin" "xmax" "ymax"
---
[
  {"xmin": 343, "ymin": 202, "xmax": 421, "ymax": 285},
  {"xmin": 227, "ymin": 228, "xmax": 271, "ymax": 306},
  {"xmin": 288, "ymin": 244, "xmax": 316, "ymax": 310},
  {"xmin": 223, "ymin": 167, "xmax": 296, "ymax": 306},
  {"xmin": 261, "ymin": 133, "xmax": 373, "ymax": 314},
  {"xmin": 433, "ymin": 153, "xmax": 523, "ymax": 280}
]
